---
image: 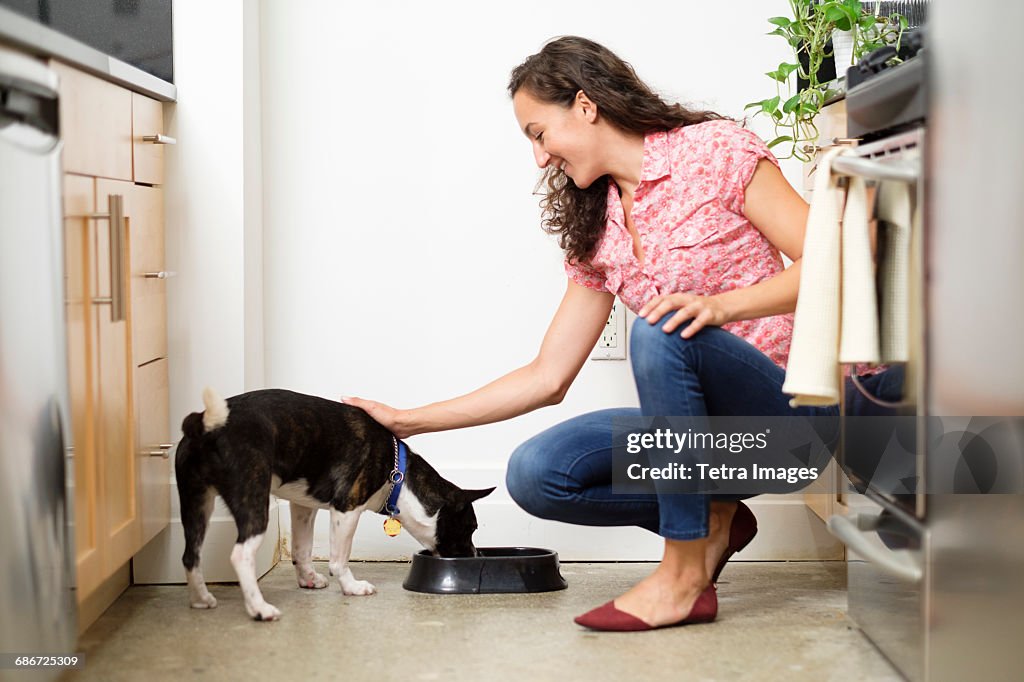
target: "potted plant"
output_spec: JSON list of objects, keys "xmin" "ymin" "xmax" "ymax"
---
[{"xmin": 747, "ymin": 0, "xmax": 907, "ymax": 161}]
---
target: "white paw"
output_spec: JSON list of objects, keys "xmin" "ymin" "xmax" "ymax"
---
[
  {"xmin": 190, "ymin": 593, "xmax": 218, "ymax": 609},
  {"xmin": 341, "ymin": 579, "xmax": 376, "ymax": 596},
  {"xmin": 297, "ymin": 572, "xmax": 329, "ymax": 589},
  {"xmin": 248, "ymin": 602, "xmax": 282, "ymax": 622}
]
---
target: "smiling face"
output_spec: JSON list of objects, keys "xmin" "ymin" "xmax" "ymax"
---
[{"xmin": 512, "ymin": 89, "xmax": 605, "ymax": 189}]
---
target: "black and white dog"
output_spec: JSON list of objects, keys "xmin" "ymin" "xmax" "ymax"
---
[{"xmin": 175, "ymin": 388, "xmax": 494, "ymax": 621}]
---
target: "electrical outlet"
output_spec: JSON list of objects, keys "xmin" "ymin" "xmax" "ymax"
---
[{"xmin": 591, "ymin": 300, "xmax": 627, "ymax": 360}]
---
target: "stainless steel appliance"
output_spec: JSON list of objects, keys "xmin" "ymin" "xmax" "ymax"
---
[
  {"xmin": 825, "ymin": 2, "xmax": 1024, "ymax": 679},
  {"xmin": 0, "ymin": 46, "xmax": 76, "ymax": 668},
  {"xmin": 830, "ymin": 125, "xmax": 928, "ymax": 682}
]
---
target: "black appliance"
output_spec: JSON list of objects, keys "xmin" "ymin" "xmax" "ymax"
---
[{"xmin": 0, "ymin": 0, "xmax": 173, "ymax": 83}]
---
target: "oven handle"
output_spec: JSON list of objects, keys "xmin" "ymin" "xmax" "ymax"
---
[
  {"xmin": 831, "ymin": 156, "xmax": 919, "ymax": 183},
  {"xmin": 826, "ymin": 513, "xmax": 923, "ymax": 583}
]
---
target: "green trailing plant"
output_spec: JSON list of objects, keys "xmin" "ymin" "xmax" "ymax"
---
[{"xmin": 748, "ymin": 0, "xmax": 907, "ymax": 161}]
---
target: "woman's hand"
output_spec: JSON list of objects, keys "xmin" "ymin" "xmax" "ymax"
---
[
  {"xmin": 638, "ymin": 293, "xmax": 731, "ymax": 338},
  {"xmin": 340, "ymin": 396, "xmax": 414, "ymax": 438}
]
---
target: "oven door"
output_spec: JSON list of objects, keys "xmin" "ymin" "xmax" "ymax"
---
[
  {"xmin": 827, "ymin": 127, "xmax": 928, "ymax": 681},
  {"xmin": 833, "ymin": 126, "xmax": 925, "ymax": 519},
  {"xmin": 830, "ymin": 490, "xmax": 925, "ymax": 681}
]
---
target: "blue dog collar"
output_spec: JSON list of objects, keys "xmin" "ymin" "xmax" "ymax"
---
[{"xmin": 384, "ymin": 437, "xmax": 407, "ymax": 516}]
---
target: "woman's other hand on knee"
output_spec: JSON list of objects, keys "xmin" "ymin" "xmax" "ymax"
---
[{"xmin": 638, "ymin": 293, "xmax": 730, "ymax": 338}]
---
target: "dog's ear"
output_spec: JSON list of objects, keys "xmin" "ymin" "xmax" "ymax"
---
[{"xmin": 459, "ymin": 486, "xmax": 496, "ymax": 504}]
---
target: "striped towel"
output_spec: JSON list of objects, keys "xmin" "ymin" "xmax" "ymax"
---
[
  {"xmin": 838, "ymin": 175, "xmax": 881, "ymax": 364},
  {"xmin": 876, "ymin": 181, "xmax": 913, "ymax": 362}
]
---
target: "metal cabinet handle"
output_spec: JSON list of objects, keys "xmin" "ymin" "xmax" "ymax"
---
[
  {"xmin": 142, "ymin": 134, "xmax": 176, "ymax": 145},
  {"xmin": 144, "ymin": 444, "xmax": 174, "ymax": 459},
  {"xmin": 827, "ymin": 513, "xmax": 923, "ymax": 583},
  {"xmin": 143, "ymin": 271, "xmax": 176, "ymax": 279},
  {"xmin": 107, "ymin": 194, "xmax": 126, "ymax": 322},
  {"xmin": 802, "ymin": 137, "xmax": 861, "ymax": 155},
  {"xmin": 71, "ymin": 196, "xmax": 127, "ymax": 321}
]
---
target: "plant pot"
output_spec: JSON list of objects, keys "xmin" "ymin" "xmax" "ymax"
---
[
  {"xmin": 797, "ymin": 39, "xmax": 837, "ymax": 92},
  {"xmin": 832, "ymin": 29, "xmax": 856, "ymax": 77}
]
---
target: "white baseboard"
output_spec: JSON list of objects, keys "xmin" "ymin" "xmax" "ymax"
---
[
  {"xmin": 132, "ymin": 481, "xmax": 280, "ymax": 585},
  {"xmin": 134, "ymin": 470, "xmax": 842, "ymax": 584},
  {"xmin": 278, "ymin": 468, "xmax": 844, "ymax": 562}
]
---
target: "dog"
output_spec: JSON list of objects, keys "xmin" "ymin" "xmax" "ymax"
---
[{"xmin": 174, "ymin": 387, "xmax": 494, "ymax": 621}]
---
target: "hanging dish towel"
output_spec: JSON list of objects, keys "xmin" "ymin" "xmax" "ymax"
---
[
  {"xmin": 782, "ymin": 148, "xmax": 847, "ymax": 406},
  {"xmin": 838, "ymin": 175, "xmax": 881, "ymax": 364},
  {"xmin": 876, "ymin": 180, "xmax": 914, "ymax": 362}
]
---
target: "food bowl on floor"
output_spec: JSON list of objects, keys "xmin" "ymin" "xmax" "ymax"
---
[{"xmin": 402, "ymin": 546, "xmax": 568, "ymax": 594}]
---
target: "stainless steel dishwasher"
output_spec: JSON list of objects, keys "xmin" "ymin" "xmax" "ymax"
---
[{"xmin": 0, "ymin": 45, "xmax": 77, "ymax": 666}]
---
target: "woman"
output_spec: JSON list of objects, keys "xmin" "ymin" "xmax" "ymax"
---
[{"xmin": 344, "ymin": 36, "xmax": 831, "ymax": 631}]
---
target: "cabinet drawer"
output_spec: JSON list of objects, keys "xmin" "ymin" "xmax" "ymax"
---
[
  {"xmin": 135, "ymin": 358, "xmax": 171, "ymax": 546},
  {"xmin": 129, "ymin": 184, "xmax": 166, "ymax": 365},
  {"xmin": 52, "ymin": 61, "xmax": 132, "ymax": 181},
  {"xmin": 130, "ymin": 185, "xmax": 164, "ymax": 274},
  {"xmin": 133, "ymin": 280, "xmax": 167, "ymax": 365},
  {"xmin": 818, "ymin": 100, "xmax": 848, "ymax": 145},
  {"xmin": 802, "ymin": 101, "xmax": 850, "ymax": 194},
  {"xmin": 132, "ymin": 93, "xmax": 165, "ymax": 185}
]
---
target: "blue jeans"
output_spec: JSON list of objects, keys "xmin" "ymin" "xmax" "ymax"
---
[{"xmin": 506, "ymin": 315, "xmax": 898, "ymax": 541}]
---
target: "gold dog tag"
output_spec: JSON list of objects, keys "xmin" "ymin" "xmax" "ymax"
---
[{"xmin": 383, "ymin": 517, "xmax": 402, "ymax": 537}]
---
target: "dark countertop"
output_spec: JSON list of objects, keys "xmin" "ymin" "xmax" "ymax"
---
[{"xmin": 0, "ymin": 5, "xmax": 176, "ymax": 102}]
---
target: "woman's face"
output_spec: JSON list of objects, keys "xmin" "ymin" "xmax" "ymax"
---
[{"xmin": 512, "ymin": 89, "xmax": 603, "ymax": 189}]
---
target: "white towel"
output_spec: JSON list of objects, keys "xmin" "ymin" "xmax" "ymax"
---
[
  {"xmin": 876, "ymin": 181, "xmax": 913, "ymax": 362},
  {"xmin": 838, "ymin": 176, "xmax": 881, "ymax": 364},
  {"xmin": 782, "ymin": 148, "xmax": 847, "ymax": 406}
]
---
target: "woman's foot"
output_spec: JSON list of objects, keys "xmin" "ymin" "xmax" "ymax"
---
[
  {"xmin": 574, "ymin": 583, "xmax": 717, "ymax": 631},
  {"xmin": 706, "ymin": 500, "xmax": 758, "ymax": 584},
  {"xmin": 706, "ymin": 501, "xmax": 738, "ymax": 580},
  {"xmin": 575, "ymin": 538, "xmax": 715, "ymax": 630},
  {"xmin": 609, "ymin": 563, "xmax": 712, "ymax": 627}
]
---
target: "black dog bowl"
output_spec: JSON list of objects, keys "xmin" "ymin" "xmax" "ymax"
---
[{"xmin": 403, "ymin": 547, "xmax": 568, "ymax": 594}]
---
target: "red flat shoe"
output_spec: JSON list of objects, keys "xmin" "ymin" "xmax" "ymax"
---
[
  {"xmin": 573, "ymin": 584, "xmax": 717, "ymax": 632},
  {"xmin": 712, "ymin": 500, "xmax": 758, "ymax": 584}
]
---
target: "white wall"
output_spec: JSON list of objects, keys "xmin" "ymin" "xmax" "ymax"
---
[
  {"xmin": 166, "ymin": 0, "xmax": 262, "ymax": 425},
  {"xmin": 257, "ymin": 1, "xmax": 832, "ymax": 559},
  {"xmin": 138, "ymin": 0, "xmax": 276, "ymax": 581}
]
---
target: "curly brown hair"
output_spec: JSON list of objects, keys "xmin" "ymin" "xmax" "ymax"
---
[{"xmin": 508, "ymin": 36, "xmax": 730, "ymax": 264}]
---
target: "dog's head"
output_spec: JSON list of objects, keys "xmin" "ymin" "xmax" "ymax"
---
[{"xmin": 430, "ymin": 486, "xmax": 495, "ymax": 557}]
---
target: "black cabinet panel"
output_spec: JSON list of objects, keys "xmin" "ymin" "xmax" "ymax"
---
[{"xmin": 1, "ymin": 0, "xmax": 173, "ymax": 83}]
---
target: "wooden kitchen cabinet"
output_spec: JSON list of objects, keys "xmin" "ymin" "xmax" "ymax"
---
[
  {"xmin": 52, "ymin": 61, "xmax": 132, "ymax": 181},
  {"xmin": 802, "ymin": 99, "xmax": 850, "ymax": 201},
  {"xmin": 56, "ymin": 59, "xmax": 171, "ymax": 629},
  {"xmin": 63, "ymin": 174, "xmax": 103, "ymax": 599},
  {"xmin": 132, "ymin": 93, "xmax": 166, "ymax": 185},
  {"xmin": 63, "ymin": 175, "xmax": 140, "ymax": 601}
]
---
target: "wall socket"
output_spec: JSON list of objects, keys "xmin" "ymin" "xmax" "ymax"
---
[{"xmin": 591, "ymin": 300, "xmax": 627, "ymax": 360}]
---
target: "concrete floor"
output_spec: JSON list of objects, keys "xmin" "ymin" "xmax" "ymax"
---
[{"xmin": 66, "ymin": 561, "xmax": 900, "ymax": 682}]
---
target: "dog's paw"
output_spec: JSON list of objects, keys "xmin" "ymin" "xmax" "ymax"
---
[
  {"xmin": 297, "ymin": 572, "xmax": 329, "ymax": 589},
  {"xmin": 190, "ymin": 593, "xmax": 218, "ymax": 609},
  {"xmin": 249, "ymin": 603, "xmax": 282, "ymax": 622},
  {"xmin": 341, "ymin": 579, "xmax": 376, "ymax": 596}
]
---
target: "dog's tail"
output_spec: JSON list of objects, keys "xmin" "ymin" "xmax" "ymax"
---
[
  {"xmin": 201, "ymin": 387, "xmax": 230, "ymax": 432},
  {"xmin": 179, "ymin": 387, "xmax": 230, "ymax": 443}
]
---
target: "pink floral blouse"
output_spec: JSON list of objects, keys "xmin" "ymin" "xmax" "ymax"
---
[{"xmin": 565, "ymin": 119, "xmax": 794, "ymax": 368}]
